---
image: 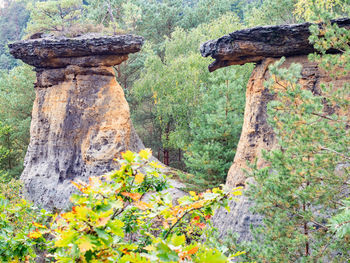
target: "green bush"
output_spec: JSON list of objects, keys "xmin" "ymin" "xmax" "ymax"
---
[
  {"xmin": 0, "ymin": 179, "xmax": 51, "ymax": 262},
  {"xmin": 0, "ymin": 150, "xmax": 244, "ymax": 262}
]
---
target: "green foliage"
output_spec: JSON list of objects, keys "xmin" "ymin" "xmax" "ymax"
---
[
  {"xmin": 241, "ymin": 54, "xmax": 349, "ymax": 261},
  {"xmin": 183, "ymin": 66, "xmax": 251, "ymax": 189},
  {"xmin": 294, "ymin": 0, "xmax": 348, "ymax": 21},
  {"xmin": 0, "ymin": 179, "xmax": 51, "ymax": 262},
  {"xmin": 308, "ymin": 11, "xmax": 350, "ymax": 250},
  {"xmin": 0, "ymin": 65, "xmax": 35, "ymax": 179},
  {"xmin": 0, "ymin": 0, "xmax": 29, "ymax": 70},
  {"xmin": 9, "ymin": 149, "xmax": 242, "ymax": 262},
  {"xmin": 243, "ymin": 0, "xmax": 300, "ymax": 27},
  {"xmin": 0, "ymin": 151, "xmax": 244, "ymax": 262},
  {"xmin": 133, "ymin": 13, "xmax": 250, "ymax": 173},
  {"xmin": 329, "ymin": 197, "xmax": 350, "ymax": 238},
  {"xmin": 26, "ymin": 0, "xmax": 86, "ymax": 35}
]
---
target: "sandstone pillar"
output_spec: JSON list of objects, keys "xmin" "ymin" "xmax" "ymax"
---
[
  {"xmin": 200, "ymin": 18, "xmax": 350, "ymax": 240},
  {"xmin": 9, "ymin": 34, "xmax": 145, "ymax": 209}
]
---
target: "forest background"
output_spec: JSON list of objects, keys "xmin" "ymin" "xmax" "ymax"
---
[
  {"xmin": 0, "ymin": 0, "xmax": 349, "ymax": 262},
  {"xmin": 0, "ymin": 0, "xmax": 314, "ymax": 189}
]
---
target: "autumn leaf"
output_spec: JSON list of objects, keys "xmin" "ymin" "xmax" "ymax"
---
[
  {"xmin": 163, "ymin": 220, "xmax": 170, "ymax": 229},
  {"xmin": 135, "ymin": 201, "xmax": 153, "ymax": 210},
  {"xmin": 28, "ymin": 230, "xmax": 42, "ymax": 239},
  {"xmin": 196, "ymin": 222, "xmax": 206, "ymax": 229},
  {"xmin": 186, "ymin": 246, "xmax": 199, "ymax": 255},
  {"xmin": 61, "ymin": 211, "xmax": 75, "ymax": 222},
  {"xmin": 71, "ymin": 180, "xmax": 89, "ymax": 192},
  {"xmin": 193, "ymin": 216, "xmax": 200, "ymax": 221},
  {"xmin": 135, "ymin": 173, "xmax": 145, "ymax": 184},
  {"xmin": 189, "ymin": 191, "xmax": 197, "ymax": 197},
  {"xmin": 122, "ymin": 248, "xmax": 131, "ymax": 255},
  {"xmin": 72, "ymin": 205, "xmax": 89, "ymax": 220},
  {"xmin": 77, "ymin": 236, "xmax": 95, "ymax": 253},
  {"xmin": 121, "ymin": 192, "xmax": 142, "ymax": 201},
  {"xmin": 96, "ymin": 217, "xmax": 110, "ymax": 227},
  {"xmin": 191, "ymin": 200, "xmax": 205, "ymax": 209}
]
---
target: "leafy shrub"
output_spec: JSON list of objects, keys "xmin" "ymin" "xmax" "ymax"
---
[
  {"xmin": 0, "ymin": 179, "xmax": 51, "ymax": 262},
  {"xmin": 0, "ymin": 149, "xmax": 241, "ymax": 262}
]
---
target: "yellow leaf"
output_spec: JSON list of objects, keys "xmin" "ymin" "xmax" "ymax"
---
[
  {"xmin": 33, "ymin": 222, "xmax": 47, "ymax": 229},
  {"xmin": 139, "ymin": 149, "xmax": 152, "ymax": 159},
  {"xmin": 135, "ymin": 173, "xmax": 145, "ymax": 184},
  {"xmin": 191, "ymin": 200, "xmax": 205, "ymax": 209},
  {"xmin": 149, "ymin": 161, "xmax": 164, "ymax": 169},
  {"xmin": 135, "ymin": 201, "xmax": 153, "ymax": 210},
  {"xmin": 122, "ymin": 151, "xmax": 135, "ymax": 162},
  {"xmin": 189, "ymin": 191, "xmax": 197, "ymax": 197},
  {"xmin": 28, "ymin": 230, "xmax": 42, "ymax": 239},
  {"xmin": 71, "ymin": 180, "xmax": 89, "ymax": 193},
  {"xmin": 61, "ymin": 211, "xmax": 75, "ymax": 221},
  {"xmin": 72, "ymin": 206, "xmax": 89, "ymax": 219},
  {"xmin": 144, "ymin": 245, "xmax": 155, "ymax": 251},
  {"xmin": 77, "ymin": 236, "xmax": 95, "ymax": 253},
  {"xmin": 96, "ymin": 217, "xmax": 110, "ymax": 227}
]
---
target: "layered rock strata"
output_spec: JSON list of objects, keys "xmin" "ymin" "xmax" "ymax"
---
[
  {"xmin": 9, "ymin": 34, "xmax": 145, "ymax": 209},
  {"xmin": 200, "ymin": 20, "xmax": 350, "ymax": 240},
  {"xmin": 200, "ymin": 18, "xmax": 350, "ymax": 72}
]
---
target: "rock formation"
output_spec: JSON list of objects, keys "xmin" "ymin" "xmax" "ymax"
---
[
  {"xmin": 201, "ymin": 18, "xmax": 350, "ymax": 72},
  {"xmin": 200, "ymin": 19, "xmax": 350, "ymax": 241},
  {"xmin": 9, "ymin": 34, "xmax": 146, "ymax": 209}
]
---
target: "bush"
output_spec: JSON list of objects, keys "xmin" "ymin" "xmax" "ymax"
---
[
  {"xmin": 0, "ymin": 150, "xmax": 244, "ymax": 262},
  {"xmin": 0, "ymin": 179, "xmax": 51, "ymax": 262}
]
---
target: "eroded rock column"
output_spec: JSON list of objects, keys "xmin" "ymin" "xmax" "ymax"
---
[
  {"xmin": 200, "ymin": 18, "xmax": 350, "ymax": 240},
  {"xmin": 9, "ymin": 35, "xmax": 145, "ymax": 209}
]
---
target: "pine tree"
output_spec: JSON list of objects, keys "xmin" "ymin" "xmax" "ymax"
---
[
  {"xmin": 241, "ymin": 13, "xmax": 350, "ymax": 259},
  {"xmin": 184, "ymin": 66, "xmax": 250, "ymax": 189}
]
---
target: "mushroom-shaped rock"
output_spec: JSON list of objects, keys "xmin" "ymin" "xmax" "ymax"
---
[
  {"xmin": 200, "ymin": 19, "xmax": 350, "ymax": 241},
  {"xmin": 200, "ymin": 18, "xmax": 350, "ymax": 72},
  {"xmin": 9, "ymin": 34, "xmax": 145, "ymax": 209}
]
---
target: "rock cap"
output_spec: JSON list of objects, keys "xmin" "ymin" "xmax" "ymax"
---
[
  {"xmin": 200, "ymin": 18, "xmax": 350, "ymax": 72},
  {"xmin": 8, "ymin": 34, "xmax": 144, "ymax": 68}
]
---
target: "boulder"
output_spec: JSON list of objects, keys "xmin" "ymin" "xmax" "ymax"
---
[{"xmin": 9, "ymin": 34, "xmax": 146, "ymax": 209}]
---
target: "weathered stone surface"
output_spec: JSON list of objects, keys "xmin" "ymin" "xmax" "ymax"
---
[
  {"xmin": 8, "ymin": 35, "xmax": 147, "ymax": 209},
  {"xmin": 24, "ymin": 66, "xmax": 145, "ymax": 209},
  {"xmin": 9, "ymin": 34, "xmax": 143, "ymax": 68},
  {"xmin": 200, "ymin": 18, "xmax": 350, "ymax": 72}
]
